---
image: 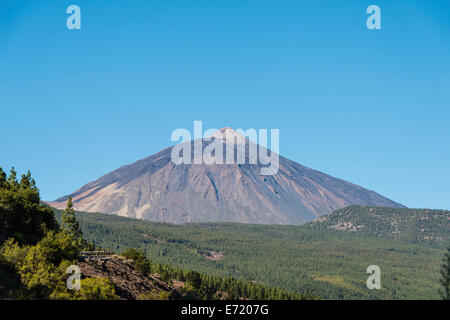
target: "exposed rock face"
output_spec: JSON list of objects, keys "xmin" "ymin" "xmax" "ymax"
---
[
  {"xmin": 77, "ymin": 256, "xmax": 173, "ymax": 300},
  {"xmin": 48, "ymin": 128, "xmax": 404, "ymax": 225}
]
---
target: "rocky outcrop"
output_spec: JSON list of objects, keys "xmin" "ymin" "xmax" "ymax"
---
[{"xmin": 77, "ymin": 256, "xmax": 175, "ymax": 300}]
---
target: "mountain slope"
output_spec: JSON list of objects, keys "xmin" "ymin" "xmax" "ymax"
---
[{"xmin": 47, "ymin": 128, "xmax": 404, "ymax": 224}]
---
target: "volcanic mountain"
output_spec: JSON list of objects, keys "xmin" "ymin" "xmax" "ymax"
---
[{"xmin": 47, "ymin": 128, "xmax": 404, "ymax": 224}]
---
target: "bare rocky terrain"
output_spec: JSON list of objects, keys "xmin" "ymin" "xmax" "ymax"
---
[
  {"xmin": 48, "ymin": 128, "xmax": 404, "ymax": 224},
  {"xmin": 77, "ymin": 256, "xmax": 178, "ymax": 300}
]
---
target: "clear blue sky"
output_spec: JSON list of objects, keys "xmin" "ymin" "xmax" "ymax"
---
[{"xmin": 1, "ymin": 1, "xmax": 449, "ymax": 209}]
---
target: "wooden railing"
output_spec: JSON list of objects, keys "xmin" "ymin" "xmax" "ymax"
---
[{"xmin": 79, "ymin": 250, "xmax": 114, "ymax": 260}]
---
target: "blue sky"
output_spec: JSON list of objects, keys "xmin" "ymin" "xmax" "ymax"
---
[{"xmin": 1, "ymin": 1, "xmax": 449, "ymax": 209}]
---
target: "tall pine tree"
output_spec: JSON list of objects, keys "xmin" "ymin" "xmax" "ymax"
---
[
  {"xmin": 60, "ymin": 197, "xmax": 84, "ymax": 247},
  {"xmin": 7, "ymin": 167, "xmax": 18, "ymax": 190}
]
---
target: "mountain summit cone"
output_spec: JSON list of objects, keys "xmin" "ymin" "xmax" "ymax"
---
[{"xmin": 47, "ymin": 127, "xmax": 404, "ymax": 224}]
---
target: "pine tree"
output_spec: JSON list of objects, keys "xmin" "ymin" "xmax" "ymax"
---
[
  {"xmin": 0, "ymin": 167, "xmax": 7, "ymax": 188},
  {"xmin": 19, "ymin": 171, "xmax": 32, "ymax": 189},
  {"xmin": 60, "ymin": 197, "xmax": 83, "ymax": 246},
  {"xmin": 7, "ymin": 167, "xmax": 18, "ymax": 189},
  {"xmin": 439, "ymin": 245, "xmax": 450, "ymax": 300}
]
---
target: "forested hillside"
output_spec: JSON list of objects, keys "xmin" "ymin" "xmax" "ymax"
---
[
  {"xmin": 0, "ymin": 167, "xmax": 309, "ymax": 300},
  {"xmin": 2, "ymin": 166, "xmax": 448, "ymax": 300},
  {"xmin": 55, "ymin": 207, "xmax": 450, "ymax": 299},
  {"xmin": 311, "ymin": 206, "xmax": 449, "ymax": 247}
]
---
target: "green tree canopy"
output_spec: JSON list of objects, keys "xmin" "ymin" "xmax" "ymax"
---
[
  {"xmin": 0, "ymin": 167, "xmax": 58, "ymax": 245},
  {"xmin": 77, "ymin": 277, "xmax": 118, "ymax": 300},
  {"xmin": 60, "ymin": 196, "xmax": 84, "ymax": 247},
  {"xmin": 1, "ymin": 230, "xmax": 80, "ymax": 299}
]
